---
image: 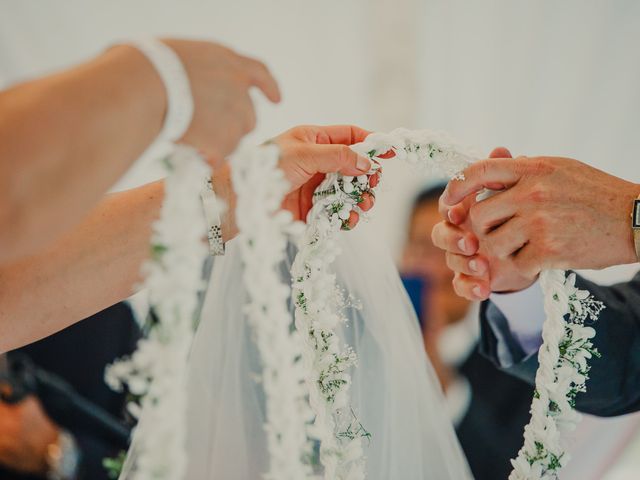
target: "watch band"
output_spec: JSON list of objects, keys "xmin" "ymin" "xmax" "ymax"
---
[
  {"xmin": 631, "ymin": 197, "xmax": 640, "ymax": 261},
  {"xmin": 46, "ymin": 430, "xmax": 80, "ymax": 480},
  {"xmin": 201, "ymin": 178, "xmax": 225, "ymax": 256}
]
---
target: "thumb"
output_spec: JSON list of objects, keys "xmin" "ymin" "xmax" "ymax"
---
[
  {"xmin": 305, "ymin": 144, "xmax": 371, "ymax": 176},
  {"xmin": 489, "ymin": 146, "xmax": 512, "ymax": 159}
]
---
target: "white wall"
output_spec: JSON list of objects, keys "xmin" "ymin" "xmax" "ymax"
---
[
  {"xmin": 1, "ymin": 0, "xmax": 638, "ymax": 284},
  {"xmin": 370, "ymin": 0, "xmax": 640, "ymax": 284}
]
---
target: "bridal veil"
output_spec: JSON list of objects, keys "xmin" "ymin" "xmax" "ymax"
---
[{"xmin": 184, "ymin": 222, "xmax": 473, "ymax": 479}]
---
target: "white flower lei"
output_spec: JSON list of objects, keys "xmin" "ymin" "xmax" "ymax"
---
[
  {"xmin": 103, "ymin": 129, "xmax": 604, "ymax": 480},
  {"xmin": 291, "ymin": 129, "xmax": 476, "ymax": 479},
  {"xmin": 105, "ymin": 146, "xmax": 210, "ymax": 480},
  {"xmin": 510, "ymin": 271, "xmax": 603, "ymax": 479},
  {"xmin": 231, "ymin": 144, "xmax": 315, "ymax": 479},
  {"xmin": 292, "ymin": 128, "xmax": 604, "ymax": 480}
]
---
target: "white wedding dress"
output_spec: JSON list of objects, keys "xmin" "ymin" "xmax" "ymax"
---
[{"xmin": 183, "ymin": 222, "xmax": 472, "ymax": 479}]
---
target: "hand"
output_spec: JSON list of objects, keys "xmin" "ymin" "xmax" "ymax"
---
[
  {"xmin": 212, "ymin": 125, "xmax": 376, "ymax": 240},
  {"xmin": 433, "ymin": 150, "xmax": 640, "ymax": 300},
  {"xmin": 0, "ymin": 396, "xmax": 60, "ymax": 475},
  {"xmin": 160, "ymin": 39, "xmax": 281, "ymax": 165},
  {"xmin": 275, "ymin": 125, "xmax": 378, "ymax": 227}
]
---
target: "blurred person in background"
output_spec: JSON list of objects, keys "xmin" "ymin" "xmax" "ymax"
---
[
  {"xmin": 0, "ymin": 303, "xmax": 139, "ymax": 480},
  {"xmin": 400, "ymin": 184, "xmax": 532, "ymax": 480}
]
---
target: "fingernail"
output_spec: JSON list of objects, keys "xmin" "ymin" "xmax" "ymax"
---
[
  {"xmin": 472, "ymin": 285, "xmax": 482, "ymax": 298},
  {"xmin": 356, "ymin": 156, "xmax": 371, "ymax": 172},
  {"xmin": 447, "ymin": 209, "xmax": 455, "ymax": 223},
  {"xmin": 457, "ymin": 238, "xmax": 467, "ymax": 253},
  {"xmin": 469, "ymin": 259, "xmax": 478, "ymax": 272}
]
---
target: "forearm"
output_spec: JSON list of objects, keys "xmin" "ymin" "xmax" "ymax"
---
[
  {"xmin": 0, "ymin": 45, "xmax": 165, "ymax": 263},
  {"xmin": 0, "ymin": 164, "xmax": 242, "ymax": 353},
  {"xmin": 211, "ymin": 163, "xmax": 238, "ymax": 242},
  {"xmin": 0, "ymin": 181, "xmax": 163, "ymax": 353}
]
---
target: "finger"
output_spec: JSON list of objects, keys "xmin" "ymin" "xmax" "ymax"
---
[
  {"xmin": 239, "ymin": 55, "xmax": 281, "ymax": 103},
  {"xmin": 358, "ymin": 192, "xmax": 375, "ymax": 212},
  {"xmin": 440, "ymin": 194, "xmax": 476, "ymax": 225},
  {"xmin": 468, "ymin": 188, "xmax": 518, "ymax": 234},
  {"xmin": 305, "ymin": 144, "xmax": 371, "ymax": 175},
  {"xmin": 431, "ymin": 221, "xmax": 479, "ymax": 255},
  {"xmin": 312, "ymin": 125, "xmax": 372, "ymax": 146},
  {"xmin": 298, "ymin": 173, "xmax": 325, "ymax": 220},
  {"xmin": 512, "ymin": 243, "xmax": 543, "ymax": 280},
  {"xmin": 442, "ymin": 158, "xmax": 525, "ymax": 207},
  {"xmin": 482, "ymin": 215, "xmax": 529, "ymax": 258},
  {"xmin": 443, "ymin": 148, "xmax": 514, "ymax": 224},
  {"xmin": 453, "ymin": 272, "xmax": 491, "ymax": 301},
  {"xmin": 343, "ymin": 210, "xmax": 359, "ymax": 230},
  {"xmin": 369, "ymin": 172, "xmax": 380, "ymax": 188},
  {"xmin": 489, "ymin": 147, "xmax": 512, "ymax": 159},
  {"xmin": 446, "ymin": 252, "xmax": 489, "ymax": 276}
]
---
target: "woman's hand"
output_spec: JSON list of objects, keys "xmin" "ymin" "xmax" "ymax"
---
[
  {"xmin": 212, "ymin": 124, "xmax": 378, "ymax": 240},
  {"xmin": 274, "ymin": 125, "xmax": 378, "ymax": 227}
]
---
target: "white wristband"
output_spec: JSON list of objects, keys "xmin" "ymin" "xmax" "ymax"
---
[{"xmin": 130, "ymin": 38, "xmax": 194, "ymax": 143}]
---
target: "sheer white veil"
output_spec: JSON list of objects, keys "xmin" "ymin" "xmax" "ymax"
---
[{"xmin": 184, "ymin": 221, "xmax": 472, "ymax": 479}]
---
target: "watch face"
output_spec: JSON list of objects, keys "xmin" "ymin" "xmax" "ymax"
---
[{"xmin": 634, "ymin": 199, "xmax": 640, "ymax": 228}]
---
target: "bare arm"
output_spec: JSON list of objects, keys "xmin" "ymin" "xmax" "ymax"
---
[
  {"xmin": 0, "ymin": 180, "xmax": 163, "ymax": 352},
  {"xmin": 0, "ymin": 45, "xmax": 165, "ymax": 264},
  {"xmin": 0, "ymin": 125, "xmax": 372, "ymax": 353},
  {"xmin": 0, "ymin": 39, "xmax": 280, "ymax": 264}
]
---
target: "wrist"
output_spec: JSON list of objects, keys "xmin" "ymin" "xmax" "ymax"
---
[
  {"xmin": 45, "ymin": 430, "xmax": 80, "ymax": 480},
  {"xmin": 211, "ymin": 164, "xmax": 237, "ymax": 242},
  {"xmin": 629, "ymin": 184, "xmax": 640, "ymax": 263}
]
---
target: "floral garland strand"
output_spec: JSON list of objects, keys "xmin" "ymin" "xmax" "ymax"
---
[
  {"xmin": 230, "ymin": 144, "xmax": 315, "ymax": 480},
  {"xmin": 510, "ymin": 271, "xmax": 603, "ymax": 479},
  {"xmin": 106, "ymin": 146, "xmax": 210, "ymax": 480},
  {"xmin": 293, "ymin": 128, "xmax": 604, "ymax": 480},
  {"xmin": 290, "ymin": 129, "xmax": 478, "ymax": 479}
]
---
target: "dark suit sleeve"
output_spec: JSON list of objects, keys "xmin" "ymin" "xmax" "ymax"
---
[{"xmin": 479, "ymin": 271, "xmax": 640, "ymax": 417}]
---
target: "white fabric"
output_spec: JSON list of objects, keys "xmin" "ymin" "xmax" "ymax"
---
[
  {"xmin": 437, "ymin": 303, "xmax": 480, "ymax": 367},
  {"xmin": 129, "ymin": 38, "xmax": 193, "ymax": 143},
  {"xmin": 489, "ymin": 281, "xmax": 545, "ymax": 365},
  {"xmin": 444, "ymin": 377, "xmax": 472, "ymax": 428},
  {"xmin": 185, "ymin": 223, "xmax": 472, "ymax": 479}
]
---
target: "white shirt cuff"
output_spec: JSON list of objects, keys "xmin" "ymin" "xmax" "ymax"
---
[{"xmin": 490, "ymin": 280, "xmax": 545, "ymax": 356}]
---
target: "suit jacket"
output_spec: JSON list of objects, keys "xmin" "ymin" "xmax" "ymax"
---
[
  {"xmin": 456, "ymin": 347, "xmax": 533, "ymax": 480},
  {"xmin": 480, "ymin": 271, "xmax": 640, "ymax": 417},
  {"xmin": 1, "ymin": 302, "xmax": 139, "ymax": 480}
]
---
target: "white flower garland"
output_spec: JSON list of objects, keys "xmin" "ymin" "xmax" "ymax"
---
[
  {"xmin": 292, "ymin": 128, "xmax": 604, "ymax": 480},
  {"xmin": 291, "ymin": 129, "xmax": 477, "ymax": 479},
  {"xmin": 103, "ymin": 128, "xmax": 604, "ymax": 480},
  {"xmin": 231, "ymin": 144, "xmax": 315, "ymax": 479},
  {"xmin": 106, "ymin": 146, "xmax": 210, "ymax": 480},
  {"xmin": 510, "ymin": 271, "xmax": 603, "ymax": 479}
]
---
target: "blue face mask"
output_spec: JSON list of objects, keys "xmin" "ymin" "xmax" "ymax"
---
[{"xmin": 400, "ymin": 275, "xmax": 431, "ymax": 330}]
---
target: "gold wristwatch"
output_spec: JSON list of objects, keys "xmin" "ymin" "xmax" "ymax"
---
[{"xmin": 632, "ymin": 195, "xmax": 640, "ymax": 261}]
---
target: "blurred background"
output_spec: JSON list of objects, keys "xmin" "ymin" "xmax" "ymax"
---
[{"xmin": 1, "ymin": 1, "xmax": 640, "ymax": 479}]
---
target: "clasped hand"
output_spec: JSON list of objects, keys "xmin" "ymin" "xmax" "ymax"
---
[{"xmin": 431, "ymin": 148, "xmax": 640, "ymax": 300}]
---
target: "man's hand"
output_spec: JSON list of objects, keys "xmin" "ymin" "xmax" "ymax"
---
[
  {"xmin": 432, "ymin": 150, "xmax": 640, "ymax": 300},
  {"xmin": 0, "ymin": 396, "xmax": 60, "ymax": 475}
]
